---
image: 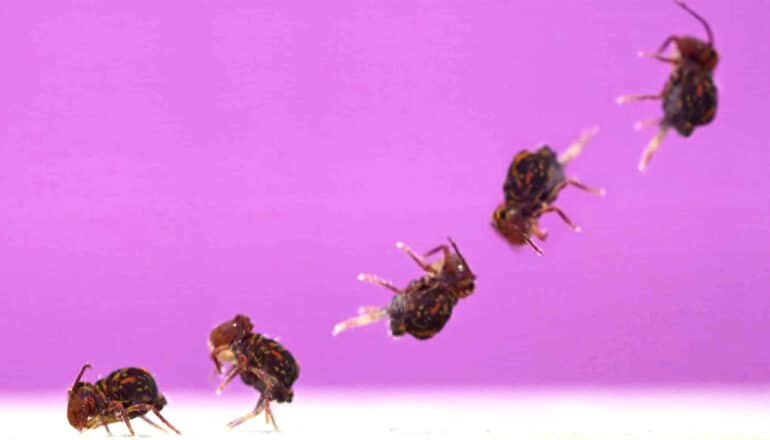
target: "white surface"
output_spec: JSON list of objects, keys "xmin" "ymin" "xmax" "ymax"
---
[{"xmin": 3, "ymin": 389, "xmax": 770, "ymax": 439}]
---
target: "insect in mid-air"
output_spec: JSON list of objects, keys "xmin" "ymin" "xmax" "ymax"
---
[
  {"xmin": 617, "ymin": 1, "xmax": 718, "ymax": 171},
  {"xmin": 66, "ymin": 364, "xmax": 181, "ymax": 436},
  {"xmin": 209, "ymin": 314, "xmax": 300, "ymax": 431},
  {"xmin": 491, "ymin": 126, "xmax": 604, "ymax": 256},
  {"xmin": 333, "ymin": 237, "xmax": 476, "ymax": 340}
]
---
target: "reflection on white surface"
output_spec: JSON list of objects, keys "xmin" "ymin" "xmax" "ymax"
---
[{"xmin": 3, "ymin": 388, "xmax": 770, "ymax": 439}]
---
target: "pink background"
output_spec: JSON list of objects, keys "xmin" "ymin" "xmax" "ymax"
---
[{"xmin": 1, "ymin": 1, "xmax": 769, "ymax": 391}]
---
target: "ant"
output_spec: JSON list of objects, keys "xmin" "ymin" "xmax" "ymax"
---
[
  {"xmin": 333, "ymin": 237, "xmax": 476, "ymax": 340},
  {"xmin": 618, "ymin": 1, "xmax": 718, "ymax": 171},
  {"xmin": 492, "ymin": 126, "xmax": 604, "ymax": 256},
  {"xmin": 209, "ymin": 314, "xmax": 300, "ymax": 431},
  {"xmin": 66, "ymin": 363, "xmax": 181, "ymax": 436}
]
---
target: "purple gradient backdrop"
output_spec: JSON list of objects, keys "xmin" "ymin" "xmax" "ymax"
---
[{"xmin": 1, "ymin": 1, "xmax": 769, "ymax": 391}]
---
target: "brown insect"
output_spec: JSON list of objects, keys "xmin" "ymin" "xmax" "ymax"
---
[
  {"xmin": 66, "ymin": 364, "xmax": 181, "ymax": 436},
  {"xmin": 332, "ymin": 237, "xmax": 476, "ymax": 340},
  {"xmin": 209, "ymin": 314, "xmax": 300, "ymax": 431},
  {"xmin": 617, "ymin": 1, "xmax": 718, "ymax": 171},
  {"xmin": 491, "ymin": 126, "xmax": 604, "ymax": 256}
]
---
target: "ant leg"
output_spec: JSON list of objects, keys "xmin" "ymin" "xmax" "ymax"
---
[
  {"xmin": 558, "ymin": 126, "xmax": 599, "ymax": 165},
  {"xmin": 638, "ymin": 50, "xmax": 678, "ymax": 63},
  {"xmin": 139, "ymin": 415, "xmax": 166, "ymax": 433},
  {"xmin": 218, "ymin": 353, "xmax": 257, "ymax": 396},
  {"xmin": 246, "ymin": 369, "xmax": 279, "ymax": 431},
  {"xmin": 541, "ymin": 205, "xmax": 581, "ymax": 232},
  {"xmin": 108, "ymin": 401, "xmax": 135, "ymax": 436},
  {"xmin": 264, "ymin": 399, "xmax": 279, "ymax": 431},
  {"xmin": 226, "ymin": 396, "xmax": 265, "ymax": 430},
  {"xmin": 226, "ymin": 395, "xmax": 277, "ymax": 431},
  {"xmin": 211, "ymin": 362, "xmax": 236, "ymax": 382},
  {"xmin": 216, "ymin": 364, "xmax": 242, "ymax": 395},
  {"xmin": 149, "ymin": 408, "xmax": 181, "ymax": 435},
  {"xmin": 616, "ymin": 94, "xmax": 662, "ymax": 104},
  {"xmin": 227, "ymin": 369, "xmax": 277, "ymax": 430},
  {"xmin": 566, "ymin": 178, "xmax": 606, "ymax": 196},
  {"xmin": 359, "ymin": 305, "xmax": 384, "ymax": 314},
  {"xmin": 639, "ymin": 126, "xmax": 669, "ymax": 172},
  {"xmin": 357, "ymin": 273, "xmax": 403, "ymax": 294},
  {"xmin": 332, "ymin": 307, "xmax": 388, "ymax": 335},
  {"xmin": 634, "ymin": 117, "xmax": 663, "ymax": 131},
  {"xmin": 396, "ymin": 242, "xmax": 435, "ymax": 273},
  {"xmin": 125, "ymin": 405, "xmax": 181, "ymax": 435},
  {"xmin": 102, "ymin": 420, "xmax": 113, "ymax": 435}
]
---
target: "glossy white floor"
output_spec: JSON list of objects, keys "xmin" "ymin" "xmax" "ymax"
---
[{"xmin": 3, "ymin": 388, "xmax": 770, "ymax": 439}]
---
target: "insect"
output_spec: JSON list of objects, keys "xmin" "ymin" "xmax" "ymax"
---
[
  {"xmin": 332, "ymin": 237, "xmax": 476, "ymax": 340},
  {"xmin": 617, "ymin": 1, "xmax": 718, "ymax": 171},
  {"xmin": 491, "ymin": 126, "xmax": 604, "ymax": 256},
  {"xmin": 209, "ymin": 314, "xmax": 300, "ymax": 431},
  {"xmin": 66, "ymin": 364, "xmax": 181, "ymax": 436}
]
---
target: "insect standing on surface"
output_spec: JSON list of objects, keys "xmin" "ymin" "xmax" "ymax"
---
[
  {"xmin": 617, "ymin": 1, "xmax": 718, "ymax": 171},
  {"xmin": 209, "ymin": 314, "xmax": 300, "ymax": 431},
  {"xmin": 66, "ymin": 364, "xmax": 181, "ymax": 436},
  {"xmin": 491, "ymin": 126, "xmax": 604, "ymax": 256},
  {"xmin": 333, "ymin": 237, "xmax": 476, "ymax": 340}
]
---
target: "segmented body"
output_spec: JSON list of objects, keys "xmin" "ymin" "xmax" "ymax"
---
[
  {"xmin": 232, "ymin": 334, "xmax": 299, "ymax": 403},
  {"xmin": 503, "ymin": 146, "xmax": 566, "ymax": 216},
  {"xmin": 89, "ymin": 368, "xmax": 166, "ymax": 425},
  {"xmin": 388, "ymin": 278, "xmax": 459, "ymax": 340},
  {"xmin": 662, "ymin": 62, "xmax": 718, "ymax": 136}
]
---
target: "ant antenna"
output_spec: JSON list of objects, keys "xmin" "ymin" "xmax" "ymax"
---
[
  {"xmin": 675, "ymin": 1, "xmax": 714, "ymax": 46},
  {"xmin": 447, "ymin": 237, "xmax": 471, "ymax": 271},
  {"xmin": 71, "ymin": 363, "xmax": 92, "ymax": 390}
]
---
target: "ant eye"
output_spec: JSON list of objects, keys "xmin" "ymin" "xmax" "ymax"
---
[{"xmin": 457, "ymin": 264, "xmax": 465, "ymax": 272}]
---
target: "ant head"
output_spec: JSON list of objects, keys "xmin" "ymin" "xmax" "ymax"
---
[
  {"xmin": 491, "ymin": 203, "xmax": 543, "ymax": 256},
  {"xmin": 209, "ymin": 314, "xmax": 253, "ymax": 349},
  {"xmin": 66, "ymin": 364, "xmax": 97, "ymax": 432},
  {"xmin": 438, "ymin": 237, "xmax": 476, "ymax": 298},
  {"xmin": 674, "ymin": 1, "xmax": 718, "ymax": 71},
  {"xmin": 676, "ymin": 37, "xmax": 718, "ymax": 71}
]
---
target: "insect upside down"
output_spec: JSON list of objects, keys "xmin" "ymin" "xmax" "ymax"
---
[
  {"xmin": 491, "ymin": 126, "xmax": 604, "ymax": 256},
  {"xmin": 617, "ymin": 0, "xmax": 718, "ymax": 171},
  {"xmin": 333, "ymin": 237, "xmax": 476, "ymax": 340}
]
